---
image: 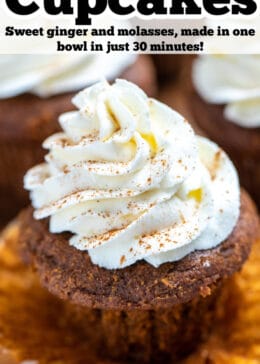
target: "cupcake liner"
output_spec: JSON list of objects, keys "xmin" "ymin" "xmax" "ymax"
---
[
  {"xmin": 0, "ymin": 222, "xmax": 260, "ymax": 363},
  {"xmin": 64, "ymin": 283, "xmax": 224, "ymax": 363}
]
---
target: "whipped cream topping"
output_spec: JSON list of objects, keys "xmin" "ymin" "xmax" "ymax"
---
[
  {"xmin": 193, "ymin": 55, "xmax": 260, "ymax": 128},
  {"xmin": 0, "ymin": 54, "xmax": 136, "ymax": 99},
  {"xmin": 24, "ymin": 79, "xmax": 240, "ymax": 269}
]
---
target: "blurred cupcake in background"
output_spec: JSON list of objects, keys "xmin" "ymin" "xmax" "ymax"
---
[
  {"xmin": 0, "ymin": 52, "xmax": 156, "ymax": 225},
  {"xmin": 191, "ymin": 19, "xmax": 260, "ymax": 208},
  {"xmin": 192, "ymin": 54, "xmax": 260, "ymax": 209}
]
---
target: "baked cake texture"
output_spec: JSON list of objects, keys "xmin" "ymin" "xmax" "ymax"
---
[{"xmin": 16, "ymin": 189, "xmax": 259, "ymax": 362}]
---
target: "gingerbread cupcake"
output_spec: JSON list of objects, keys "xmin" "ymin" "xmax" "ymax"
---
[
  {"xmin": 13, "ymin": 79, "xmax": 259, "ymax": 362},
  {"xmin": 0, "ymin": 53, "xmax": 157, "ymax": 225},
  {"xmin": 192, "ymin": 54, "xmax": 260, "ymax": 209}
]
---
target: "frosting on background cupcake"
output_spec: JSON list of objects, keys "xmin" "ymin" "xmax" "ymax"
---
[
  {"xmin": 0, "ymin": 53, "xmax": 136, "ymax": 98},
  {"xmin": 0, "ymin": 15, "xmax": 136, "ymax": 98},
  {"xmin": 193, "ymin": 17, "xmax": 260, "ymax": 129},
  {"xmin": 25, "ymin": 80, "xmax": 240, "ymax": 269}
]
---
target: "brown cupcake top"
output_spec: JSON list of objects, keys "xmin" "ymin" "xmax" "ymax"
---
[{"xmin": 18, "ymin": 189, "xmax": 259, "ymax": 310}]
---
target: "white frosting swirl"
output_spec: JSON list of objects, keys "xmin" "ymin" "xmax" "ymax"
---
[
  {"xmin": 24, "ymin": 79, "xmax": 240, "ymax": 269},
  {"xmin": 0, "ymin": 53, "xmax": 136, "ymax": 99},
  {"xmin": 193, "ymin": 55, "xmax": 260, "ymax": 128}
]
